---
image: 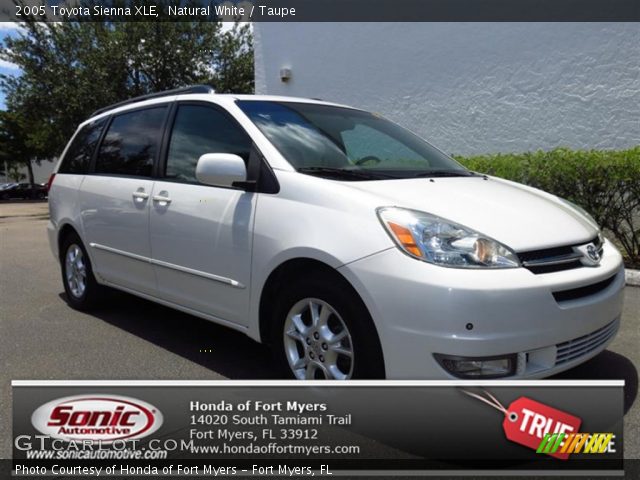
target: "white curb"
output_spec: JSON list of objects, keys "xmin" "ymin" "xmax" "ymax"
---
[{"xmin": 625, "ymin": 269, "xmax": 640, "ymax": 287}]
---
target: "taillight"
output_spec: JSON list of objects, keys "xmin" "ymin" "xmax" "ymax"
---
[{"xmin": 46, "ymin": 173, "xmax": 56, "ymax": 192}]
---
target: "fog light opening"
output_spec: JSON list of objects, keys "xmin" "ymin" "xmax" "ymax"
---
[{"xmin": 434, "ymin": 354, "xmax": 517, "ymax": 379}]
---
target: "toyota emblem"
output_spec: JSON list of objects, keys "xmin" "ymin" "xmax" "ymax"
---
[{"xmin": 586, "ymin": 244, "xmax": 601, "ymax": 263}]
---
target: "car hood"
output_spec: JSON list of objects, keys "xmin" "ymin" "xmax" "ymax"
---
[{"xmin": 345, "ymin": 176, "xmax": 598, "ymax": 252}]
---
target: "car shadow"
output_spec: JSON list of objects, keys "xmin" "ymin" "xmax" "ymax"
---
[
  {"xmin": 58, "ymin": 291, "xmax": 638, "ymax": 415},
  {"xmin": 552, "ymin": 349, "xmax": 638, "ymax": 414},
  {"xmin": 58, "ymin": 291, "xmax": 277, "ymax": 379}
]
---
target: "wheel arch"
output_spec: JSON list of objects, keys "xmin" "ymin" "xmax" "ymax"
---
[
  {"xmin": 56, "ymin": 221, "xmax": 93, "ymax": 264},
  {"xmin": 258, "ymin": 257, "xmax": 383, "ymax": 351},
  {"xmin": 57, "ymin": 222, "xmax": 84, "ymax": 261}
]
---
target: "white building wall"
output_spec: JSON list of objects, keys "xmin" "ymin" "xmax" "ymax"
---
[
  {"xmin": 1, "ymin": 161, "xmax": 54, "ymax": 184},
  {"xmin": 254, "ymin": 23, "xmax": 639, "ymax": 155}
]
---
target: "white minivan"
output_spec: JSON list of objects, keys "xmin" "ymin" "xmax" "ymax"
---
[{"xmin": 48, "ymin": 86, "xmax": 625, "ymax": 380}]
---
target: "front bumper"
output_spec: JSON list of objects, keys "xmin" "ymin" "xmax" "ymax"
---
[{"xmin": 338, "ymin": 239, "xmax": 625, "ymax": 379}]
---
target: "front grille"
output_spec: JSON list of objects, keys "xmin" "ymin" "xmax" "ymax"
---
[
  {"xmin": 555, "ymin": 320, "xmax": 618, "ymax": 366},
  {"xmin": 552, "ymin": 275, "xmax": 616, "ymax": 303},
  {"xmin": 518, "ymin": 236, "xmax": 602, "ymax": 274}
]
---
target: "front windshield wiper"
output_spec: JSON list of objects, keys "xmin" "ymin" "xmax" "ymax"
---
[
  {"xmin": 412, "ymin": 170, "xmax": 477, "ymax": 178},
  {"xmin": 297, "ymin": 167, "xmax": 395, "ymax": 180}
]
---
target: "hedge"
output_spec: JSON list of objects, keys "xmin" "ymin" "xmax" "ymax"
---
[{"xmin": 455, "ymin": 147, "xmax": 640, "ymax": 268}]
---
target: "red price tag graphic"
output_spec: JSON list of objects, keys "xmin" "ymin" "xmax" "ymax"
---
[
  {"xmin": 503, "ymin": 396, "xmax": 581, "ymax": 460},
  {"xmin": 463, "ymin": 390, "xmax": 582, "ymax": 460}
]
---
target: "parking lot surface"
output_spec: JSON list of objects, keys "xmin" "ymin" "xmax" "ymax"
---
[{"xmin": 1, "ymin": 201, "xmax": 638, "ymax": 459}]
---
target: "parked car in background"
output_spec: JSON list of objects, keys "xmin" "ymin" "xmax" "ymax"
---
[
  {"xmin": 47, "ymin": 86, "xmax": 625, "ymax": 380},
  {"xmin": 0, "ymin": 182, "xmax": 47, "ymax": 200}
]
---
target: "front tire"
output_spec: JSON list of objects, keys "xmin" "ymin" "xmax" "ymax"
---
[
  {"xmin": 272, "ymin": 272, "xmax": 385, "ymax": 379},
  {"xmin": 60, "ymin": 233, "xmax": 103, "ymax": 311}
]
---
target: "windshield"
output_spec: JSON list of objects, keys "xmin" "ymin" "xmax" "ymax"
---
[{"xmin": 236, "ymin": 101, "xmax": 470, "ymax": 180}]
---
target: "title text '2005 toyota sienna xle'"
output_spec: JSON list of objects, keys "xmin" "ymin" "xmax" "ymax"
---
[{"xmin": 48, "ymin": 85, "xmax": 625, "ymax": 380}]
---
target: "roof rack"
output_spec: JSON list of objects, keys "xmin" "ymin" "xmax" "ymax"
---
[{"xmin": 90, "ymin": 85, "xmax": 215, "ymax": 117}]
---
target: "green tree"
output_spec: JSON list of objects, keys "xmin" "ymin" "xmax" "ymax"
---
[
  {"xmin": 0, "ymin": 110, "xmax": 39, "ymax": 189},
  {"xmin": 5, "ymin": 164, "xmax": 26, "ymax": 183},
  {"xmin": 213, "ymin": 22, "xmax": 254, "ymax": 94},
  {"xmin": 1, "ymin": 1, "xmax": 254, "ymax": 160}
]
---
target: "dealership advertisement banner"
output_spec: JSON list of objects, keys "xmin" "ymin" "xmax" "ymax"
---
[{"xmin": 11, "ymin": 380, "xmax": 624, "ymax": 477}]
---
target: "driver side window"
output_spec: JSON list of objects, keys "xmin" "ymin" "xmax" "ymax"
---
[{"xmin": 166, "ymin": 104, "xmax": 252, "ymax": 183}]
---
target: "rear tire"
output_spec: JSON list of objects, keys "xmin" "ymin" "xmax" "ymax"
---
[
  {"xmin": 60, "ymin": 233, "xmax": 104, "ymax": 311},
  {"xmin": 272, "ymin": 271, "xmax": 385, "ymax": 379}
]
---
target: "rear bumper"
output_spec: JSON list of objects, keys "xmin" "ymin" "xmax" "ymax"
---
[{"xmin": 338, "ymin": 239, "xmax": 625, "ymax": 379}]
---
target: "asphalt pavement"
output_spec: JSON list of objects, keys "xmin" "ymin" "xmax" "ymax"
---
[{"xmin": 1, "ymin": 201, "xmax": 638, "ymax": 460}]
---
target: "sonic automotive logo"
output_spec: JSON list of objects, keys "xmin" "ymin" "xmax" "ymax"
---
[{"xmin": 31, "ymin": 395, "xmax": 163, "ymax": 442}]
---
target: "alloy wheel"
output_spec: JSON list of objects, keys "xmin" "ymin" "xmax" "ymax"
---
[
  {"xmin": 283, "ymin": 298, "xmax": 354, "ymax": 379},
  {"xmin": 65, "ymin": 244, "xmax": 87, "ymax": 298}
]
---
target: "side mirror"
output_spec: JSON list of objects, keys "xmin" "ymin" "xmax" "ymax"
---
[{"xmin": 196, "ymin": 153, "xmax": 247, "ymax": 188}]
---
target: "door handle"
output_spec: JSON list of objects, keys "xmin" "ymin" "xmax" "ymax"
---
[
  {"xmin": 132, "ymin": 191, "xmax": 149, "ymax": 200},
  {"xmin": 152, "ymin": 195, "xmax": 172, "ymax": 204}
]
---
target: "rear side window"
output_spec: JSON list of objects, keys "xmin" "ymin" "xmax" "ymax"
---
[
  {"xmin": 58, "ymin": 118, "xmax": 106, "ymax": 174},
  {"xmin": 165, "ymin": 104, "xmax": 251, "ymax": 183},
  {"xmin": 95, "ymin": 106, "xmax": 167, "ymax": 177}
]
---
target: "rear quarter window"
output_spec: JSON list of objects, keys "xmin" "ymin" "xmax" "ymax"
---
[{"xmin": 58, "ymin": 118, "xmax": 107, "ymax": 174}]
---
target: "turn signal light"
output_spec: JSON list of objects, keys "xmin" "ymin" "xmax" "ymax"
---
[{"xmin": 387, "ymin": 222, "xmax": 422, "ymax": 257}]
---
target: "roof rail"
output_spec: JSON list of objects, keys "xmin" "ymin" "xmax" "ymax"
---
[{"xmin": 90, "ymin": 85, "xmax": 215, "ymax": 117}]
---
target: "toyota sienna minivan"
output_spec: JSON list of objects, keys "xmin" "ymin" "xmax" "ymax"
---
[{"xmin": 48, "ymin": 85, "xmax": 625, "ymax": 380}]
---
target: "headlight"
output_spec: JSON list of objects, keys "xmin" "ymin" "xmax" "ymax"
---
[{"xmin": 377, "ymin": 207, "xmax": 520, "ymax": 268}]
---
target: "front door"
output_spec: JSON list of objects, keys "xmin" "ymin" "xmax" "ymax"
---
[{"xmin": 149, "ymin": 103, "xmax": 255, "ymax": 326}]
